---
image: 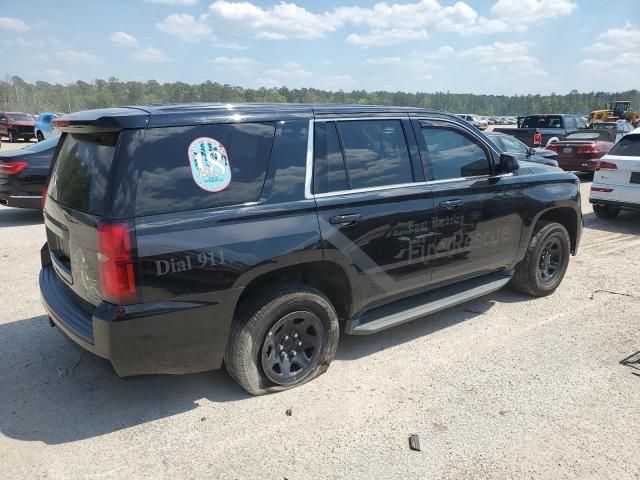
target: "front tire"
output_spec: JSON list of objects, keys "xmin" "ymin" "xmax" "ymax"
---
[
  {"xmin": 8, "ymin": 130, "xmax": 16, "ymax": 143},
  {"xmin": 511, "ymin": 221, "xmax": 570, "ymax": 297},
  {"xmin": 225, "ymin": 285, "xmax": 339, "ymax": 395},
  {"xmin": 593, "ymin": 204, "xmax": 620, "ymax": 218}
]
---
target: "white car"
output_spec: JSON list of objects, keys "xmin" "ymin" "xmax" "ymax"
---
[
  {"xmin": 456, "ymin": 114, "xmax": 488, "ymax": 130},
  {"xmin": 590, "ymin": 127, "xmax": 640, "ymax": 218}
]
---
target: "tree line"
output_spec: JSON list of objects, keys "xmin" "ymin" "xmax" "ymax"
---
[{"xmin": 1, "ymin": 75, "xmax": 638, "ymax": 116}]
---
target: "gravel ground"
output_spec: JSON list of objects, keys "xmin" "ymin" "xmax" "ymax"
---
[{"xmin": 0, "ymin": 142, "xmax": 639, "ymax": 478}]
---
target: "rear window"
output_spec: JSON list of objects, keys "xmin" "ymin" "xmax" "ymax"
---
[
  {"xmin": 49, "ymin": 132, "xmax": 119, "ymax": 215},
  {"xmin": 136, "ymin": 122, "xmax": 276, "ymax": 216},
  {"xmin": 521, "ymin": 115, "xmax": 564, "ymax": 129},
  {"xmin": 608, "ymin": 135, "xmax": 640, "ymax": 157},
  {"xmin": 565, "ymin": 132, "xmax": 609, "ymax": 141}
]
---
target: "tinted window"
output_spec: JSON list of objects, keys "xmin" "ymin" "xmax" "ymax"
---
[
  {"xmin": 136, "ymin": 122, "xmax": 275, "ymax": 216},
  {"xmin": 564, "ymin": 117, "xmax": 576, "ymax": 130},
  {"xmin": 313, "ymin": 122, "xmax": 348, "ymax": 194},
  {"xmin": 49, "ymin": 132, "xmax": 119, "ymax": 215},
  {"xmin": 608, "ymin": 135, "xmax": 640, "ymax": 156},
  {"xmin": 575, "ymin": 116, "xmax": 587, "ymax": 129},
  {"xmin": 521, "ymin": 115, "xmax": 564, "ymax": 129},
  {"xmin": 421, "ymin": 127, "xmax": 491, "ymax": 180},
  {"xmin": 336, "ymin": 120, "xmax": 413, "ymax": 189}
]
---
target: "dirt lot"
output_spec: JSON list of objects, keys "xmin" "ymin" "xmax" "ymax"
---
[{"xmin": 0, "ymin": 141, "xmax": 639, "ymax": 479}]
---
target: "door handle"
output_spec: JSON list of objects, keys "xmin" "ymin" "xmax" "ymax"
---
[
  {"xmin": 329, "ymin": 213, "xmax": 362, "ymax": 226},
  {"xmin": 440, "ymin": 199, "xmax": 464, "ymax": 210}
]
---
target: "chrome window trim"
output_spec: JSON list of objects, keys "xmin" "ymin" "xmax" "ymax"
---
[{"xmin": 303, "ymin": 114, "xmax": 505, "ymax": 200}]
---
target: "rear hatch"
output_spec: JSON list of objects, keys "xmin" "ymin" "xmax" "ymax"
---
[{"xmin": 45, "ymin": 131, "xmax": 122, "ymax": 306}]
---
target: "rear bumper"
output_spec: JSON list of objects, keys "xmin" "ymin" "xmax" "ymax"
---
[
  {"xmin": 589, "ymin": 198, "xmax": 640, "ymax": 212},
  {"xmin": 40, "ymin": 265, "xmax": 242, "ymax": 376},
  {"xmin": 0, "ymin": 193, "xmax": 41, "ymax": 209},
  {"xmin": 557, "ymin": 158, "xmax": 599, "ymax": 172}
]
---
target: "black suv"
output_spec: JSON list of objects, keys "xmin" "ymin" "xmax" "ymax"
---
[{"xmin": 40, "ymin": 104, "xmax": 582, "ymax": 395}]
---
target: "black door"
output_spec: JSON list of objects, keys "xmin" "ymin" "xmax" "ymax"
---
[
  {"xmin": 413, "ymin": 119, "xmax": 524, "ymax": 286},
  {"xmin": 312, "ymin": 118, "xmax": 439, "ymax": 313}
]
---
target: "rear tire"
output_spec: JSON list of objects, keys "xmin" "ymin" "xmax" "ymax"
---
[
  {"xmin": 593, "ymin": 204, "xmax": 620, "ymax": 218},
  {"xmin": 511, "ymin": 221, "xmax": 570, "ymax": 297},
  {"xmin": 225, "ymin": 284, "xmax": 339, "ymax": 395},
  {"xmin": 37, "ymin": 131, "xmax": 44, "ymax": 142}
]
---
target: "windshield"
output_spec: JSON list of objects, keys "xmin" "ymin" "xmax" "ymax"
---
[
  {"xmin": 521, "ymin": 115, "xmax": 563, "ymax": 129},
  {"xmin": 7, "ymin": 113, "xmax": 33, "ymax": 122},
  {"xmin": 498, "ymin": 134, "xmax": 530, "ymax": 154},
  {"xmin": 608, "ymin": 135, "xmax": 640, "ymax": 157},
  {"xmin": 23, "ymin": 135, "xmax": 61, "ymax": 153}
]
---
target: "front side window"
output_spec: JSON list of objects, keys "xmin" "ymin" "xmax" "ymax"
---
[
  {"xmin": 499, "ymin": 134, "xmax": 530, "ymax": 154},
  {"xmin": 336, "ymin": 120, "xmax": 413, "ymax": 189},
  {"xmin": 421, "ymin": 127, "xmax": 491, "ymax": 180}
]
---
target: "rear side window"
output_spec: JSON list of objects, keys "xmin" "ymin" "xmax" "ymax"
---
[
  {"xmin": 49, "ymin": 132, "xmax": 119, "ymax": 215},
  {"xmin": 608, "ymin": 135, "xmax": 640, "ymax": 156},
  {"xmin": 521, "ymin": 115, "xmax": 564, "ymax": 129},
  {"xmin": 337, "ymin": 120, "xmax": 413, "ymax": 189},
  {"xmin": 136, "ymin": 122, "xmax": 275, "ymax": 216},
  {"xmin": 313, "ymin": 122, "xmax": 348, "ymax": 194},
  {"xmin": 421, "ymin": 127, "xmax": 491, "ymax": 180}
]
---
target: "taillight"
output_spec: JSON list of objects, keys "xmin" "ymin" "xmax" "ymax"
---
[
  {"xmin": 591, "ymin": 186, "xmax": 613, "ymax": 192},
  {"xmin": 97, "ymin": 222, "xmax": 136, "ymax": 304},
  {"xmin": 546, "ymin": 144, "xmax": 558, "ymax": 152},
  {"xmin": 0, "ymin": 160, "xmax": 28, "ymax": 175},
  {"xmin": 533, "ymin": 133, "xmax": 542, "ymax": 145},
  {"xmin": 41, "ymin": 185, "xmax": 47, "ymax": 209},
  {"xmin": 576, "ymin": 145, "xmax": 598, "ymax": 153},
  {"xmin": 596, "ymin": 161, "xmax": 617, "ymax": 171}
]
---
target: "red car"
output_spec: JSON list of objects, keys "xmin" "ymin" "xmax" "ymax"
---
[
  {"xmin": 0, "ymin": 111, "xmax": 35, "ymax": 142},
  {"xmin": 546, "ymin": 130, "xmax": 615, "ymax": 172}
]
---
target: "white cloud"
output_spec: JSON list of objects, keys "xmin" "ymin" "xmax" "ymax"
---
[
  {"xmin": 4, "ymin": 37, "xmax": 46, "ymax": 48},
  {"xmin": 264, "ymin": 62, "xmax": 312, "ymax": 78},
  {"xmin": 56, "ymin": 49, "xmax": 105, "ymax": 64},
  {"xmin": 157, "ymin": 13, "xmax": 213, "ymax": 42},
  {"xmin": 208, "ymin": 1, "xmax": 339, "ymax": 40},
  {"xmin": 206, "ymin": 0, "xmax": 575, "ymax": 45},
  {"xmin": 459, "ymin": 42, "xmax": 548, "ymax": 78},
  {"xmin": 0, "ymin": 17, "xmax": 30, "ymax": 32},
  {"xmin": 211, "ymin": 41, "xmax": 248, "ymax": 49},
  {"xmin": 211, "ymin": 56, "xmax": 258, "ymax": 70},
  {"xmin": 491, "ymin": 0, "xmax": 577, "ymax": 25},
  {"xmin": 583, "ymin": 23, "xmax": 640, "ymax": 52},
  {"xmin": 347, "ymin": 28, "xmax": 428, "ymax": 47},
  {"xmin": 363, "ymin": 56, "xmax": 402, "ymax": 66},
  {"xmin": 143, "ymin": 0, "xmax": 199, "ymax": 4},
  {"xmin": 132, "ymin": 47, "xmax": 171, "ymax": 63},
  {"xmin": 110, "ymin": 31, "xmax": 138, "ymax": 47}
]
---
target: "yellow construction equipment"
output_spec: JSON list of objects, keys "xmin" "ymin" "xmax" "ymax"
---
[{"xmin": 588, "ymin": 101, "xmax": 640, "ymax": 127}]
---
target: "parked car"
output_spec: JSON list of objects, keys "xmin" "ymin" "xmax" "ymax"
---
[
  {"xmin": 34, "ymin": 112, "xmax": 61, "ymax": 141},
  {"xmin": 40, "ymin": 104, "xmax": 582, "ymax": 395},
  {"xmin": 456, "ymin": 114, "xmax": 488, "ymax": 130},
  {"xmin": 0, "ymin": 111, "xmax": 36, "ymax": 142},
  {"xmin": 545, "ymin": 130, "xmax": 615, "ymax": 172},
  {"xmin": 484, "ymin": 131, "xmax": 559, "ymax": 167},
  {"xmin": 591, "ymin": 120, "xmax": 633, "ymax": 143},
  {"xmin": 494, "ymin": 114, "xmax": 586, "ymax": 147},
  {"xmin": 0, "ymin": 135, "xmax": 59, "ymax": 209},
  {"xmin": 590, "ymin": 127, "xmax": 640, "ymax": 218}
]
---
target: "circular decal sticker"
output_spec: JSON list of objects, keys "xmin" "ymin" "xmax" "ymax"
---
[{"xmin": 187, "ymin": 137, "xmax": 232, "ymax": 192}]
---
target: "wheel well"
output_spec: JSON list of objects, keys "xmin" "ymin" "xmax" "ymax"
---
[
  {"xmin": 537, "ymin": 208, "xmax": 578, "ymax": 253},
  {"xmin": 235, "ymin": 262, "xmax": 352, "ymax": 320}
]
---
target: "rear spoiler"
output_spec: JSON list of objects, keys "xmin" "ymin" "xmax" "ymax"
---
[{"xmin": 52, "ymin": 107, "xmax": 148, "ymax": 133}]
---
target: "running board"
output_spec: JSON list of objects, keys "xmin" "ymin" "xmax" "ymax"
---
[{"xmin": 346, "ymin": 272, "xmax": 513, "ymax": 335}]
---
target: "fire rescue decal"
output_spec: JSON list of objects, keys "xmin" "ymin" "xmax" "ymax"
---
[{"xmin": 187, "ymin": 137, "xmax": 232, "ymax": 192}]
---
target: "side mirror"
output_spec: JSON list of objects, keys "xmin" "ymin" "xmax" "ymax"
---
[
  {"xmin": 499, "ymin": 153, "xmax": 520, "ymax": 173},
  {"xmin": 528, "ymin": 147, "xmax": 537, "ymax": 155}
]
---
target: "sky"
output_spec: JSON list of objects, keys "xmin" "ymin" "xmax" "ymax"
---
[{"xmin": 1, "ymin": 0, "xmax": 639, "ymax": 95}]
